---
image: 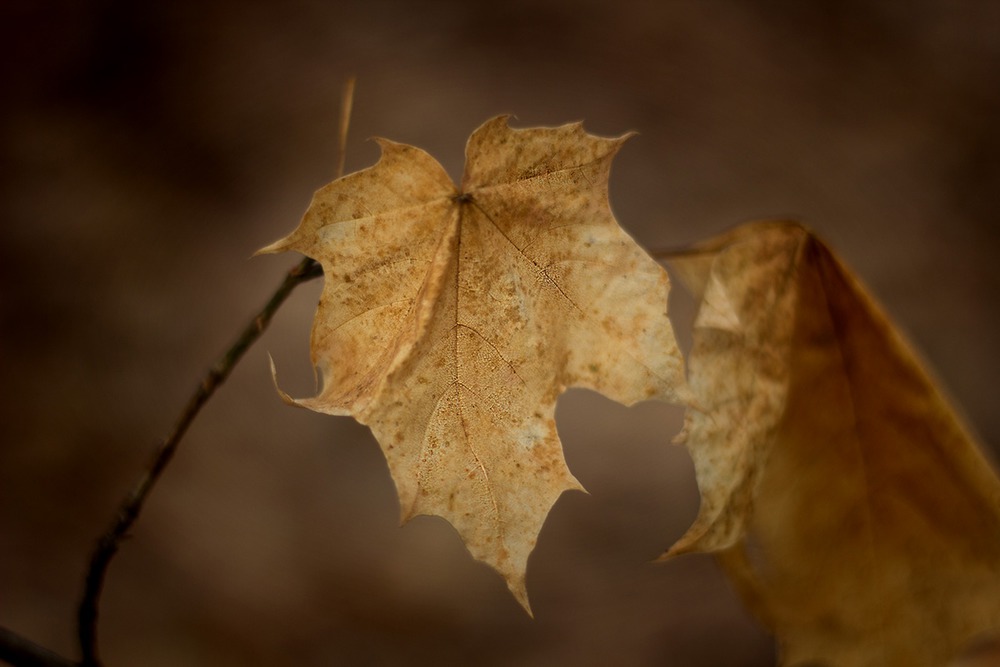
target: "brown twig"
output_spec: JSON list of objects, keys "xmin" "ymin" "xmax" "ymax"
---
[
  {"xmin": 74, "ymin": 256, "xmax": 322, "ymax": 667},
  {"xmin": 0, "ymin": 625, "xmax": 77, "ymax": 667},
  {"xmin": 0, "ymin": 257, "xmax": 320, "ymax": 667},
  {"xmin": 0, "ymin": 78, "xmax": 352, "ymax": 667}
]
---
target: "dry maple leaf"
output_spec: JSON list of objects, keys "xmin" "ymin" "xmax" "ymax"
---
[
  {"xmin": 260, "ymin": 116, "xmax": 687, "ymax": 611},
  {"xmin": 666, "ymin": 221, "xmax": 1000, "ymax": 665}
]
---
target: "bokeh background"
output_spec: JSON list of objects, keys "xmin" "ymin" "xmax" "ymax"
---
[{"xmin": 3, "ymin": 1, "xmax": 999, "ymax": 665}]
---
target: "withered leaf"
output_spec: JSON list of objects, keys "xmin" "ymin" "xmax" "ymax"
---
[
  {"xmin": 667, "ymin": 221, "xmax": 1000, "ymax": 665},
  {"xmin": 261, "ymin": 116, "xmax": 686, "ymax": 611}
]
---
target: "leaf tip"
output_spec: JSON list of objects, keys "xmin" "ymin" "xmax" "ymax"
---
[
  {"xmin": 566, "ymin": 472, "xmax": 587, "ymax": 495},
  {"xmin": 267, "ymin": 353, "xmax": 300, "ymax": 407},
  {"xmin": 254, "ymin": 238, "xmax": 291, "ymax": 257},
  {"xmin": 656, "ymin": 528, "xmax": 710, "ymax": 562},
  {"xmin": 507, "ymin": 576, "xmax": 534, "ymax": 617},
  {"xmin": 397, "ymin": 502, "xmax": 417, "ymax": 527},
  {"xmin": 657, "ymin": 540, "xmax": 694, "ymax": 562}
]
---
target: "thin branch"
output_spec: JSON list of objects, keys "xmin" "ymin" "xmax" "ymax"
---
[
  {"xmin": 0, "ymin": 625, "xmax": 76, "ymax": 667},
  {"xmin": 75, "ymin": 256, "xmax": 322, "ymax": 667}
]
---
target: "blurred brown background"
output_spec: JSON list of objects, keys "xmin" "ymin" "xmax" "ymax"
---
[{"xmin": 2, "ymin": 1, "xmax": 999, "ymax": 665}]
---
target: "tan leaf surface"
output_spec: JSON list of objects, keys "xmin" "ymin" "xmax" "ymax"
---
[
  {"xmin": 260, "ymin": 116, "xmax": 687, "ymax": 611},
  {"xmin": 668, "ymin": 221, "xmax": 1000, "ymax": 665}
]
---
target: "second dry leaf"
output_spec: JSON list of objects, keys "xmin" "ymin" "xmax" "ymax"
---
[{"xmin": 668, "ymin": 221, "xmax": 1000, "ymax": 666}]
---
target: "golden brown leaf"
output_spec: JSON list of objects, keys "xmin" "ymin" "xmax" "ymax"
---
[
  {"xmin": 668, "ymin": 221, "xmax": 1000, "ymax": 665},
  {"xmin": 260, "ymin": 116, "xmax": 687, "ymax": 611}
]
